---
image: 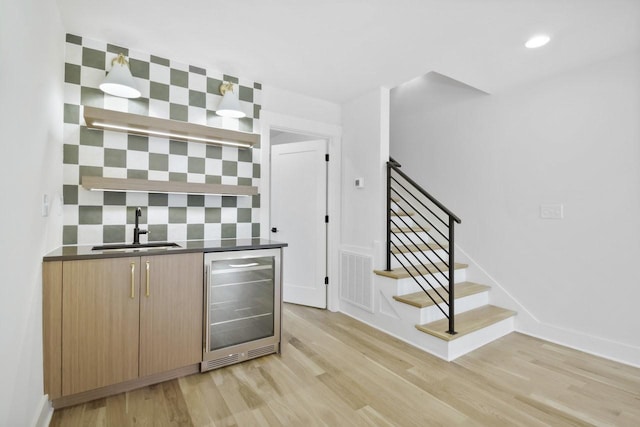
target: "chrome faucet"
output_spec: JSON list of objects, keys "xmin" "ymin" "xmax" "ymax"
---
[{"xmin": 133, "ymin": 207, "xmax": 148, "ymax": 244}]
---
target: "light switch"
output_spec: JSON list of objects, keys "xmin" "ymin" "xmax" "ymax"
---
[
  {"xmin": 355, "ymin": 178, "xmax": 365, "ymax": 188},
  {"xmin": 540, "ymin": 203, "xmax": 563, "ymax": 219},
  {"xmin": 42, "ymin": 194, "xmax": 49, "ymax": 217}
]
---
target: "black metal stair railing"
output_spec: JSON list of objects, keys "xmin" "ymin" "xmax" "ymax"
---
[{"xmin": 386, "ymin": 157, "xmax": 461, "ymax": 335}]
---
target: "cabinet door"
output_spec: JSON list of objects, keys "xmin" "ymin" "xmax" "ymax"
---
[
  {"xmin": 62, "ymin": 257, "xmax": 140, "ymax": 395},
  {"xmin": 139, "ymin": 252, "xmax": 203, "ymax": 376}
]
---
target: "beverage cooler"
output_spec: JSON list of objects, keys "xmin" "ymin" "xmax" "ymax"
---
[{"xmin": 201, "ymin": 248, "xmax": 282, "ymax": 371}]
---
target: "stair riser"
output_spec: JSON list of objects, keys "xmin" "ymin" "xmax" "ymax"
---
[
  {"xmin": 447, "ymin": 317, "xmax": 515, "ymax": 361},
  {"xmin": 391, "ymin": 231, "xmax": 432, "ymax": 245},
  {"xmin": 396, "ymin": 269, "xmax": 466, "ymax": 295},
  {"xmin": 390, "ymin": 249, "xmax": 448, "ymax": 269},
  {"xmin": 391, "ymin": 200, "xmax": 434, "ymax": 214},
  {"xmin": 391, "ymin": 201, "xmax": 446, "ymax": 229},
  {"xmin": 417, "ymin": 292, "xmax": 489, "ymax": 324},
  {"xmin": 390, "ymin": 215, "xmax": 417, "ymax": 231},
  {"xmin": 373, "ymin": 275, "xmax": 516, "ymax": 361}
]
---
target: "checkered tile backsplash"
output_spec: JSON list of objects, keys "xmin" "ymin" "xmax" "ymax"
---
[{"xmin": 62, "ymin": 34, "xmax": 262, "ymax": 245}]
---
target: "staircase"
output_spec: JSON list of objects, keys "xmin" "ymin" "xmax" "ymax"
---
[{"xmin": 373, "ymin": 158, "xmax": 516, "ymax": 361}]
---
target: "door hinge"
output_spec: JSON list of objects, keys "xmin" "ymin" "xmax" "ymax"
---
[
  {"xmin": 324, "ymin": 276, "xmax": 329, "ymax": 285},
  {"xmin": 325, "ymin": 154, "xmax": 329, "ymax": 162},
  {"xmin": 325, "ymin": 215, "xmax": 329, "ymax": 223}
]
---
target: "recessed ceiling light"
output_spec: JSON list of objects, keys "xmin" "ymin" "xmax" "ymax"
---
[{"xmin": 525, "ymin": 35, "xmax": 551, "ymax": 49}]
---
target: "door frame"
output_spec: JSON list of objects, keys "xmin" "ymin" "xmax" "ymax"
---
[
  {"xmin": 260, "ymin": 110, "xmax": 342, "ymax": 312},
  {"xmin": 271, "ymin": 139, "xmax": 328, "ymax": 308}
]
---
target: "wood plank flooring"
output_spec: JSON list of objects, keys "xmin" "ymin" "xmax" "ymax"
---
[{"xmin": 50, "ymin": 303, "xmax": 640, "ymax": 426}]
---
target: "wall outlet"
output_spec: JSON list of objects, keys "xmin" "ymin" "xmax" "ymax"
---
[{"xmin": 540, "ymin": 203, "xmax": 563, "ymax": 219}]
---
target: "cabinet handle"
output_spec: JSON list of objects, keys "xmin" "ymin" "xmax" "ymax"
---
[
  {"xmin": 130, "ymin": 262, "xmax": 135, "ymax": 299},
  {"xmin": 145, "ymin": 261, "xmax": 150, "ymax": 297}
]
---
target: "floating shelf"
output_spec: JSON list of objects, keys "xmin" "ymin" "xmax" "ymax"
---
[
  {"xmin": 83, "ymin": 106, "xmax": 259, "ymax": 149},
  {"xmin": 81, "ymin": 176, "xmax": 258, "ymax": 196}
]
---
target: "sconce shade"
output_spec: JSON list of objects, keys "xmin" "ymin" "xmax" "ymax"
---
[
  {"xmin": 100, "ymin": 54, "xmax": 141, "ymax": 99},
  {"xmin": 216, "ymin": 82, "xmax": 246, "ymax": 118}
]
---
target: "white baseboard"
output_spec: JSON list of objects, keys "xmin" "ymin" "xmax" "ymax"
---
[
  {"xmin": 32, "ymin": 395, "xmax": 53, "ymax": 427},
  {"xmin": 517, "ymin": 321, "xmax": 640, "ymax": 369},
  {"xmin": 338, "ymin": 304, "xmax": 449, "ymax": 360},
  {"xmin": 455, "ymin": 244, "xmax": 640, "ymax": 368}
]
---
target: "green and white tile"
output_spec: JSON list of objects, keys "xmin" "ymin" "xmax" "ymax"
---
[
  {"xmin": 147, "ymin": 206, "xmax": 169, "ymax": 224},
  {"xmin": 187, "ymin": 106, "xmax": 206, "ymax": 125},
  {"xmin": 167, "ymin": 193, "xmax": 188, "ymax": 207},
  {"xmin": 170, "ymin": 85, "xmax": 189, "ymax": 105},
  {"xmin": 104, "ymin": 94, "xmax": 129, "ymax": 112},
  {"xmin": 204, "ymin": 223, "xmax": 222, "ymax": 239},
  {"xmin": 102, "ymin": 206, "xmax": 127, "ymax": 225},
  {"xmin": 77, "ymin": 225, "xmax": 103, "ymax": 245},
  {"xmin": 147, "ymin": 170, "xmax": 170, "ymax": 182},
  {"xmin": 221, "ymin": 208, "xmax": 237, "ymax": 223},
  {"xmin": 63, "ymin": 34, "xmax": 262, "ymax": 244},
  {"xmin": 150, "ymin": 62, "xmax": 170, "ymax": 85},
  {"xmin": 102, "ymin": 167, "xmax": 128, "ymax": 179},
  {"xmin": 148, "ymin": 99, "xmax": 170, "ymax": 119}
]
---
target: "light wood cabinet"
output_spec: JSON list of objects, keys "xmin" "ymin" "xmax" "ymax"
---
[
  {"xmin": 62, "ymin": 257, "xmax": 141, "ymax": 395},
  {"xmin": 138, "ymin": 253, "xmax": 203, "ymax": 377},
  {"xmin": 44, "ymin": 252, "xmax": 203, "ymax": 401}
]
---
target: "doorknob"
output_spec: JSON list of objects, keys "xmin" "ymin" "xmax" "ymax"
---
[{"xmin": 271, "ymin": 227, "xmax": 278, "ymax": 233}]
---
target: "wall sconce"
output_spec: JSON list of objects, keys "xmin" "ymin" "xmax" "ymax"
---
[
  {"xmin": 99, "ymin": 53, "xmax": 141, "ymax": 99},
  {"xmin": 216, "ymin": 82, "xmax": 246, "ymax": 118}
]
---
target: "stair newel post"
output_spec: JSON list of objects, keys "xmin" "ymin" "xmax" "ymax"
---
[
  {"xmin": 385, "ymin": 161, "xmax": 392, "ymax": 271},
  {"xmin": 447, "ymin": 216, "xmax": 457, "ymax": 335}
]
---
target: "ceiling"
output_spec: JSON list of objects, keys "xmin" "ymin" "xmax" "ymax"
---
[{"xmin": 55, "ymin": 0, "xmax": 640, "ymax": 104}]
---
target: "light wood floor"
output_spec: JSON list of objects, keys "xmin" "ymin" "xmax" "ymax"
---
[{"xmin": 50, "ymin": 304, "xmax": 640, "ymax": 426}]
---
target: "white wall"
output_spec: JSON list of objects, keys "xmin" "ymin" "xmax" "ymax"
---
[
  {"xmin": 340, "ymin": 88, "xmax": 390, "ymax": 253},
  {"xmin": 271, "ymin": 130, "xmax": 319, "ymax": 145},
  {"xmin": 391, "ymin": 50, "xmax": 640, "ymax": 365},
  {"xmin": 262, "ymin": 84, "xmax": 342, "ymax": 126},
  {"xmin": 338, "ymin": 86, "xmax": 391, "ymax": 325},
  {"xmin": 0, "ymin": 0, "xmax": 64, "ymax": 425}
]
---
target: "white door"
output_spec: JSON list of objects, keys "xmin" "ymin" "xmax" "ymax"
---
[{"xmin": 271, "ymin": 140, "xmax": 327, "ymax": 308}]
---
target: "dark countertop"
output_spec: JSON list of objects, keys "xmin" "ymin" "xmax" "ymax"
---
[{"xmin": 43, "ymin": 238, "xmax": 288, "ymax": 262}]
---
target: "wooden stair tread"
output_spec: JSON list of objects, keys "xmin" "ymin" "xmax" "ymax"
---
[
  {"xmin": 393, "ymin": 282, "xmax": 490, "ymax": 308},
  {"xmin": 373, "ymin": 262, "xmax": 468, "ymax": 280},
  {"xmin": 391, "ymin": 211, "xmax": 415, "ymax": 217},
  {"xmin": 391, "ymin": 243, "xmax": 448, "ymax": 254},
  {"xmin": 390, "ymin": 226, "xmax": 431, "ymax": 233},
  {"xmin": 416, "ymin": 305, "xmax": 516, "ymax": 341}
]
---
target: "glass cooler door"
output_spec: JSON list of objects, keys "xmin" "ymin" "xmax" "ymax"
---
[{"xmin": 207, "ymin": 254, "xmax": 275, "ymax": 351}]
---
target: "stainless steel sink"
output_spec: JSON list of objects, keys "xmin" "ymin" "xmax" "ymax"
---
[{"xmin": 92, "ymin": 242, "xmax": 181, "ymax": 251}]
